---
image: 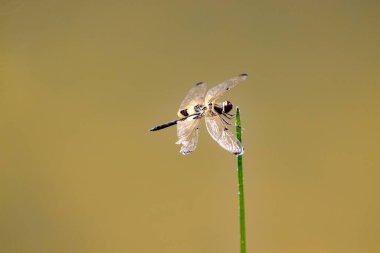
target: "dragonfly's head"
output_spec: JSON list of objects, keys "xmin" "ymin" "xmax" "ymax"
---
[{"xmin": 222, "ymin": 101, "xmax": 233, "ymax": 114}]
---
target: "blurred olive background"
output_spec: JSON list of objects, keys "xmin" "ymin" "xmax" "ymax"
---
[{"xmin": 1, "ymin": 0, "xmax": 379, "ymax": 252}]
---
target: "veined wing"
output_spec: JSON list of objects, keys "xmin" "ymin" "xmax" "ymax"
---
[
  {"xmin": 178, "ymin": 82, "xmax": 207, "ymax": 117},
  {"xmin": 205, "ymin": 111, "xmax": 244, "ymax": 155},
  {"xmin": 176, "ymin": 115, "xmax": 202, "ymax": 155},
  {"xmin": 205, "ymin": 74, "xmax": 248, "ymax": 103}
]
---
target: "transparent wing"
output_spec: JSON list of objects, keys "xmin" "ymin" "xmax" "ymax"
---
[
  {"xmin": 178, "ymin": 82, "xmax": 207, "ymax": 115},
  {"xmin": 205, "ymin": 111, "xmax": 244, "ymax": 155},
  {"xmin": 176, "ymin": 116, "xmax": 201, "ymax": 155},
  {"xmin": 205, "ymin": 74, "xmax": 248, "ymax": 103}
]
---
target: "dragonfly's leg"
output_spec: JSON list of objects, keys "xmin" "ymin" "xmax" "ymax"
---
[
  {"xmin": 222, "ymin": 113, "xmax": 235, "ymax": 120},
  {"xmin": 220, "ymin": 114, "xmax": 232, "ymax": 126}
]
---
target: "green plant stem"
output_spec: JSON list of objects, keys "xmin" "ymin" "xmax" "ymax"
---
[{"xmin": 236, "ymin": 107, "xmax": 246, "ymax": 253}]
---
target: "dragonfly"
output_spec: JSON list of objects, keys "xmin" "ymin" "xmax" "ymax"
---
[{"xmin": 150, "ymin": 73, "xmax": 248, "ymax": 155}]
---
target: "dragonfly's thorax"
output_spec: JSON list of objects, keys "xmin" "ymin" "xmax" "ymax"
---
[{"xmin": 214, "ymin": 104, "xmax": 223, "ymax": 115}]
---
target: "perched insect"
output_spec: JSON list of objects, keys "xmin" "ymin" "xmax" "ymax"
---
[{"xmin": 150, "ymin": 73, "xmax": 248, "ymax": 155}]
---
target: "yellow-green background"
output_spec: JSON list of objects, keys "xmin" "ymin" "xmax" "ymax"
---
[{"xmin": 1, "ymin": 1, "xmax": 379, "ymax": 252}]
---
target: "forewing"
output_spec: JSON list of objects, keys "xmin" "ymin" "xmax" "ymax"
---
[
  {"xmin": 205, "ymin": 112, "xmax": 244, "ymax": 155},
  {"xmin": 205, "ymin": 74, "xmax": 248, "ymax": 103},
  {"xmin": 178, "ymin": 82, "xmax": 207, "ymax": 115},
  {"xmin": 176, "ymin": 116, "xmax": 201, "ymax": 155}
]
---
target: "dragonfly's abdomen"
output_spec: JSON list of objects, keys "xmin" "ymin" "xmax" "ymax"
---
[
  {"xmin": 178, "ymin": 109, "xmax": 189, "ymax": 118},
  {"xmin": 178, "ymin": 104, "xmax": 206, "ymax": 118}
]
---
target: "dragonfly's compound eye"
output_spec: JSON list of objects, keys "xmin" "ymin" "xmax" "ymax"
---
[{"xmin": 222, "ymin": 101, "xmax": 233, "ymax": 113}]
